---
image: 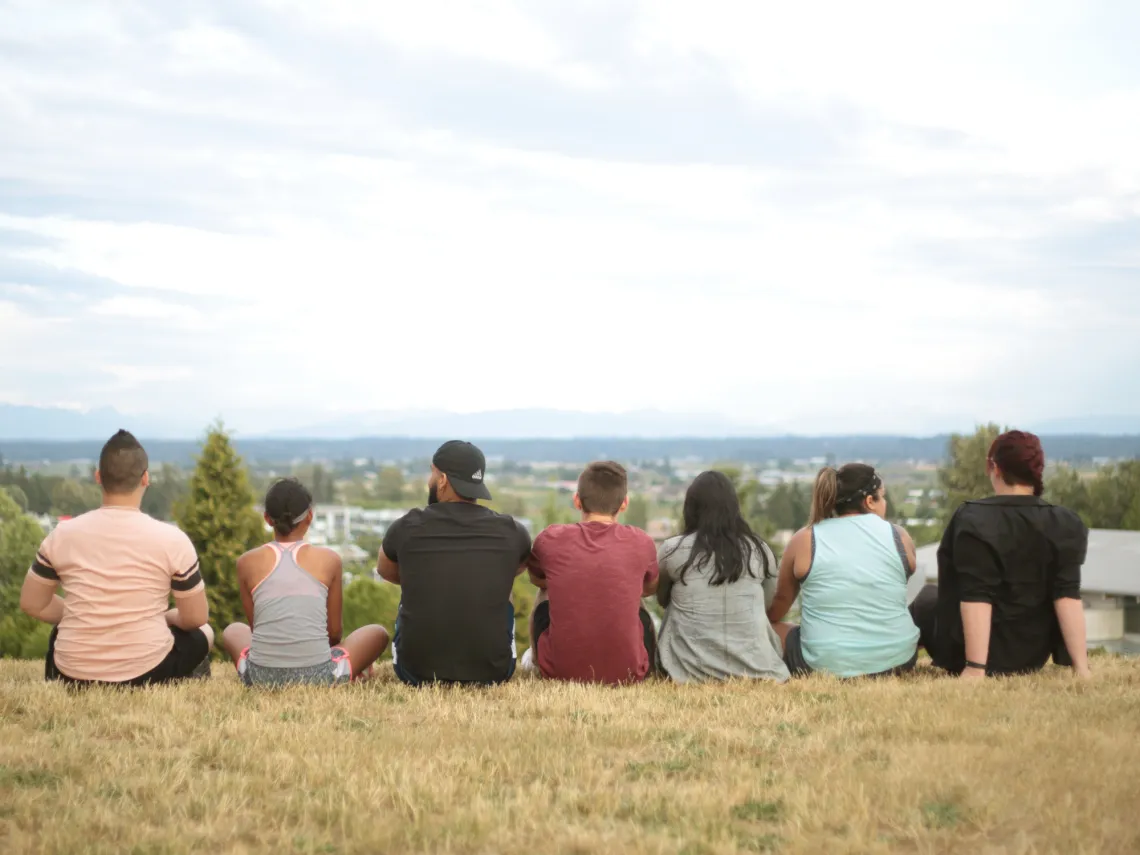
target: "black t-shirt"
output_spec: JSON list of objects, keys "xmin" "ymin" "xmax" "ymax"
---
[
  {"xmin": 382, "ymin": 502, "xmax": 531, "ymax": 683},
  {"xmin": 932, "ymin": 496, "xmax": 1087, "ymax": 675}
]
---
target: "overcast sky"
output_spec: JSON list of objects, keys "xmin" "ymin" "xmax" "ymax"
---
[{"xmin": 1, "ymin": 0, "xmax": 1138, "ymax": 435}]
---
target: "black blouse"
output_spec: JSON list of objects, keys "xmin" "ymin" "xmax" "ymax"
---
[{"xmin": 931, "ymin": 496, "xmax": 1088, "ymax": 675}]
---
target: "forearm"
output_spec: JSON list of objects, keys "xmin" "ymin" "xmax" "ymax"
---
[
  {"xmin": 767, "ymin": 590, "xmax": 795, "ymax": 623},
  {"xmin": 27, "ymin": 595, "xmax": 65, "ymax": 625},
  {"xmin": 166, "ymin": 605, "xmax": 208, "ymax": 631},
  {"xmin": 1054, "ymin": 597, "xmax": 1090, "ymax": 675},
  {"xmin": 960, "ymin": 601, "xmax": 993, "ymax": 671}
]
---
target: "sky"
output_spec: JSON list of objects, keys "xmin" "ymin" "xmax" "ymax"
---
[{"xmin": 1, "ymin": 0, "xmax": 1138, "ymax": 436}]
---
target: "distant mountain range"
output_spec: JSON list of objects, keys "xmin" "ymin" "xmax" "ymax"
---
[{"xmin": 2, "ymin": 403, "xmax": 1140, "ymax": 442}]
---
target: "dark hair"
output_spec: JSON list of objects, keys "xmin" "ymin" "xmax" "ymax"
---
[
  {"xmin": 809, "ymin": 463, "xmax": 882, "ymax": 524},
  {"xmin": 989, "ymin": 430, "xmax": 1045, "ymax": 497},
  {"xmin": 264, "ymin": 478, "xmax": 313, "ymax": 537},
  {"xmin": 98, "ymin": 429, "xmax": 148, "ymax": 494},
  {"xmin": 577, "ymin": 461, "xmax": 628, "ymax": 515},
  {"xmin": 668, "ymin": 471, "xmax": 771, "ymax": 586}
]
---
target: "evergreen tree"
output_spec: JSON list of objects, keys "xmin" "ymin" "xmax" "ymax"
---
[
  {"xmin": 937, "ymin": 423, "xmax": 1004, "ymax": 521},
  {"xmin": 0, "ymin": 489, "xmax": 49, "ymax": 658},
  {"xmin": 174, "ymin": 424, "xmax": 267, "ymax": 631}
]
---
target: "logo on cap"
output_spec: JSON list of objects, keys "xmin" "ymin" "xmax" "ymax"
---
[{"xmin": 471, "ymin": 469, "xmax": 483, "ymax": 481}]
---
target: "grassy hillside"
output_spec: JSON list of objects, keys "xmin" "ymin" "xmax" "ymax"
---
[{"xmin": 2, "ymin": 657, "xmax": 1138, "ymax": 854}]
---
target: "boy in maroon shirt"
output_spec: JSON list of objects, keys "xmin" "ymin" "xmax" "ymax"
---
[{"xmin": 527, "ymin": 461, "xmax": 659, "ymax": 684}]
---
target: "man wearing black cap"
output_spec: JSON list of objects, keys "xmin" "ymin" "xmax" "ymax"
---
[{"xmin": 377, "ymin": 440, "xmax": 531, "ymax": 685}]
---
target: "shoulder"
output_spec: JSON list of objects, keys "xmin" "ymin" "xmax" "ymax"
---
[
  {"xmin": 146, "ymin": 517, "xmax": 198, "ymax": 556},
  {"xmin": 237, "ymin": 542, "xmax": 273, "ymax": 566},
  {"xmin": 305, "ymin": 543, "xmax": 342, "ymax": 563},
  {"xmin": 788, "ymin": 526, "xmax": 813, "ymax": 549},
  {"xmin": 1046, "ymin": 504, "xmax": 1088, "ymax": 549},
  {"xmin": 659, "ymin": 533, "xmax": 689, "ymax": 555}
]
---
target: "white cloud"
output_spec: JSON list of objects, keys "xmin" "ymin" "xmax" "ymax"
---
[{"xmin": 0, "ymin": 0, "xmax": 1137, "ymax": 433}]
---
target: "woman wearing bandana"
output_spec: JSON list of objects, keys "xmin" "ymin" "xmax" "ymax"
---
[{"xmin": 768, "ymin": 464, "xmax": 920, "ymax": 677}]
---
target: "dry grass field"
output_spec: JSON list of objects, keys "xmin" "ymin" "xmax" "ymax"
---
[{"xmin": 2, "ymin": 656, "xmax": 1139, "ymax": 855}]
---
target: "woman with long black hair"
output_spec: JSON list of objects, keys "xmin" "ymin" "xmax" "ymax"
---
[{"xmin": 656, "ymin": 471, "xmax": 789, "ymax": 683}]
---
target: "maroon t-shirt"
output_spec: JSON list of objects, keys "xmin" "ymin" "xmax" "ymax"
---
[{"xmin": 529, "ymin": 521, "xmax": 659, "ymax": 684}]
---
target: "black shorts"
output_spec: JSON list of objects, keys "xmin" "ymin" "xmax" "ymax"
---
[
  {"xmin": 531, "ymin": 600, "xmax": 658, "ymax": 670},
  {"xmin": 782, "ymin": 625, "xmax": 917, "ymax": 679},
  {"xmin": 45, "ymin": 625, "xmax": 211, "ymax": 687},
  {"xmin": 782, "ymin": 625, "xmax": 812, "ymax": 677}
]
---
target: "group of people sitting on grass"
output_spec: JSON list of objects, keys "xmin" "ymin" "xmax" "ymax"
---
[{"xmin": 18, "ymin": 428, "xmax": 1092, "ymax": 688}]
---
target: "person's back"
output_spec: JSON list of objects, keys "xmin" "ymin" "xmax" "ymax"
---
[
  {"xmin": 389, "ymin": 503, "xmax": 529, "ymax": 682},
  {"xmin": 379, "ymin": 441, "xmax": 531, "ymax": 686},
  {"xmin": 20, "ymin": 430, "xmax": 212, "ymax": 686},
  {"xmin": 657, "ymin": 532, "xmax": 788, "ymax": 683},
  {"xmin": 530, "ymin": 519, "xmax": 658, "ymax": 684},
  {"xmin": 249, "ymin": 541, "xmax": 335, "ymax": 668},
  {"xmin": 223, "ymin": 477, "xmax": 390, "ymax": 686},
  {"xmin": 801, "ymin": 514, "xmax": 918, "ymax": 676},
  {"xmin": 40, "ymin": 507, "xmax": 202, "ymax": 681},
  {"xmin": 933, "ymin": 497, "xmax": 1086, "ymax": 674},
  {"xmin": 909, "ymin": 430, "xmax": 1090, "ymax": 680}
]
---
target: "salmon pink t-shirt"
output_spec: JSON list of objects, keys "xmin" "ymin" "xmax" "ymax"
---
[
  {"xmin": 528, "ymin": 522, "xmax": 658, "ymax": 684},
  {"xmin": 26, "ymin": 506, "xmax": 203, "ymax": 682}
]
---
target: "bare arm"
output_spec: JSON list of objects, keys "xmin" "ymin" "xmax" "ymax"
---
[
  {"xmin": 326, "ymin": 555, "xmax": 344, "ymax": 646},
  {"xmin": 377, "ymin": 552, "xmax": 401, "ymax": 585},
  {"xmin": 168, "ymin": 587, "xmax": 209, "ymax": 631},
  {"xmin": 1054, "ymin": 598, "xmax": 1091, "ymax": 677},
  {"xmin": 959, "ymin": 602, "xmax": 992, "ymax": 679},
  {"xmin": 642, "ymin": 574, "xmax": 659, "ymax": 597},
  {"xmin": 897, "ymin": 526, "xmax": 917, "ymax": 575},
  {"xmin": 767, "ymin": 531, "xmax": 807, "ymax": 623},
  {"xmin": 527, "ymin": 567, "xmax": 547, "ymax": 589},
  {"xmin": 19, "ymin": 573, "xmax": 65, "ymax": 624}
]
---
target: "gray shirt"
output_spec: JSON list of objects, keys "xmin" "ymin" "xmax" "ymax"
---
[{"xmin": 657, "ymin": 534, "xmax": 790, "ymax": 684}]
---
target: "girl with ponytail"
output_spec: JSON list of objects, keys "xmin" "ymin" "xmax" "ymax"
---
[
  {"xmin": 767, "ymin": 464, "xmax": 920, "ymax": 677},
  {"xmin": 910, "ymin": 430, "xmax": 1091, "ymax": 680},
  {"xmin": 221, "ymin": 478, "xmax": 390, "ymax": 686}
]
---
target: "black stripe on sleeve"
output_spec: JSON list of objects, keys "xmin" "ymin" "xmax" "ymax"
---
[
  {"xmin": 31, "ymin": 559, "xmax": 59, "ymax": 581},
  {"xmin": 171, "ymin": 568, "xmax": 203, "ymax": 592},
  {"xmin": 172, "ymin": 559, "xmax": 200, "ymax": 581}
]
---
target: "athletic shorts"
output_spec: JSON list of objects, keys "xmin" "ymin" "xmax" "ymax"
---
[
  {"xmin": 236, "ymin": 646, "xmax": 352, "ymax": 687},
  {"xmin": 45, "ymin": 625, "xmax": 210, "ymax": 687}
]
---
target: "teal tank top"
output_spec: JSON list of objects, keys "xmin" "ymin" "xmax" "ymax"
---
[{"xmin": 800, "ymin": 514, "xmax": 919, "ymax": 677}]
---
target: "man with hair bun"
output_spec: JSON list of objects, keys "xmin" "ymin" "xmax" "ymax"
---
[
  {"xmin": 910, "ymin": 430, "xmax": 1091, "ymax": 679},
  {"xmin": 19, "ymin": 429, "xmax": 214, "ymax": 685}
]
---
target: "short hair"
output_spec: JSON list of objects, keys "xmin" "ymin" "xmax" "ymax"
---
[
  {"xmin": 98, "ymin": 430, "xmax": 149, "ymax": 494},
  {"xmin": 264, "ymin": 478, "xmax": 314, "ymax": 537},
  {"xmin": 989, "ymin": 430, "xmax": 1045, "ymax": 497},
  {"xmin": 577, "ymin": 461, "xmax": 628, "ymax": 515}
]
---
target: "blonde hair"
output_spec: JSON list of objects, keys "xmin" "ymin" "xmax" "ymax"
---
[
  {"xmin": 809, "ymin": 467, "xmax": 839, "ymax": 525},
  {"xmin": 809, "ymin": 463, "xmax": 883, "ymax": 525}
]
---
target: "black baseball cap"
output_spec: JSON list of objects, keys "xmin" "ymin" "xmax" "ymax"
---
[{"xmin": 432, "ymin": 440, "xmax": 492, "ymax": 500}]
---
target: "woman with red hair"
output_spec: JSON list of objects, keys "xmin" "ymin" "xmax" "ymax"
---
[{"xmin": 910, "ymin": 430, "xmax": 1091, "ymax": 679}]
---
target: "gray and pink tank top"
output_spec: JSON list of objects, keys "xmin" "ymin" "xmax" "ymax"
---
[{"xmin": 249, "ymin": 541, "xmax": 332, "ymax": 669}]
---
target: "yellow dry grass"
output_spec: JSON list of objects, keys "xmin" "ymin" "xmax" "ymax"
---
[{"xmin": 1, "ymin": 656, "xmax": 1139, "ymax": 855}]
